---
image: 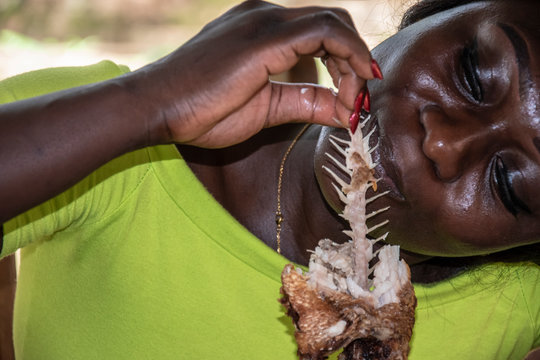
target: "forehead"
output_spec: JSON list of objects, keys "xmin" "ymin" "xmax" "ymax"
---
[
  {"xmin": 423, "ymin": 1, "xmax": 540, "ymax": 108},
  {"xmin": 416, "ymin": 1, "xmax": 539, "ymax": 31}
]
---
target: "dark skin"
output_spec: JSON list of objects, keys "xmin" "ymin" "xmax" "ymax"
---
[
  {"xmin": 357, "ymin": 0, "xmax": 540, "ymax": 258},
  {"xmin": 184, "ymin": 3, "xmax": 540, "ymax": 357},
  {"xmin": 1, "ymin": 0, "xmax": 539, "ymax": 358},
  {"xmin": 0, "ymin": 3, "xmax": 374, "ymax": 358},
  {"xmin": 0, "ymin": 1, "xmax": 374, "ymax": 224},
  {"xmin": 185, "ymin": 5, "xmax": 540, "ymax": 356},
  {"xmin": 185, "ymin": 0, "xmax": 540, "ymax": 268}
]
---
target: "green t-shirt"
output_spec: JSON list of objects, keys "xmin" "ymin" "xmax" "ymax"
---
[{"xmin": 1, "ymin": 63, "xmax": 539, "ymax": 359}]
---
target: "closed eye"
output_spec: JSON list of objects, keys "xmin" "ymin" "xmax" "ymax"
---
[
  {"xmin": 461, "ymin": 38, "xmax": 483, "ymax": 102},
  {"xmin": 491, "ymin": 156, "xmax": 531, "ymax": 217}
]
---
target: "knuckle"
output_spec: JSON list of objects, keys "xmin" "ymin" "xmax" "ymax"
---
[
  {"xmin": 315, "ymin": 10, "xmax": 341, "ymax": 25},
  {"xmin": 253, "ymin": 19, "xmax": 282, "ymax": 41},
  {"xmin": 331, "ymin": 7, "xmax": 352, "ymax": 20},
  {"xmin": 242, "ymin": 9, "xmax": 286, "ymax": 41},
  {"xmin": 236, "ymin": 0, "xmax": 268, "ymax": 11},
  {"xmin": 311, "ymin": 9, "xmax": 347, "ymax": 34}
]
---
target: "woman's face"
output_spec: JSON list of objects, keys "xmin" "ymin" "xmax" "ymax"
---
[{"xmin": 317, "ymin": 0, "xmax": 540, "ymax": 257}]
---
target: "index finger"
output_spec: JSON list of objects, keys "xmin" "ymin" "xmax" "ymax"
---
[{"xmin": 261, "ymin": 7, "xmax": 374, "ymax": 81}]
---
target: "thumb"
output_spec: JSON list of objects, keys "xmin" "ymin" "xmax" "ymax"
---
[{"xmin": 265, "ymin": 82, "xmax": 347, "ymax": 129}]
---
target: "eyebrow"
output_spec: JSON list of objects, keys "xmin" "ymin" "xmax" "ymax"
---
[
  {"xmin": 499, "ymin": 23, "xmax": 540, "ymax": 157},
  {"xmin": 498, "ymin": 23, "xmax": 533, "ymax": 98}
]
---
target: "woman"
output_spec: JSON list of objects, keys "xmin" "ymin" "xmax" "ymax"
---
[{"xmin": 0, "ymin": 0, "xmax": 538, "ymax": 359}]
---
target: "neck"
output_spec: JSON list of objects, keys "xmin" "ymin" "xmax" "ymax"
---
[
  {"xmin": 276, "ymin": 125, "xmax": 350, "ymax": 265},
  {"xmin": 178, "ymin": 124, "xmax": 346, "ymax": 265},
  {"xmin": 179, "ymin": 124, "xmax": 356, "ymax": 266},
  {"xmin": 179, "ymin": 125, "xmax": 445, "ymax": 275}
]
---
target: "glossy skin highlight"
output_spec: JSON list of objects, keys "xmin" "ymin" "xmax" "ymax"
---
[{"xmin": 318, "ymin": 1, "xmax": 540, "ymax": 257}]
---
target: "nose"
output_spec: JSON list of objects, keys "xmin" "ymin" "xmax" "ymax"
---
[{"xmin": 420, "ymin": 105, "xmax": 499, "ymax": 182}]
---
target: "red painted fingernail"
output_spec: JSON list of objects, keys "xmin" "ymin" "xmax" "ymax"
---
[
  {"xmin": 354, "ymin": 88, "xmax": 366, "ymax": 114},
  {"xmin": 371, "ymin": 59, "xmax": 383, "ymax": 80},
  {"xmin": 363, "ymin": 88, "xmax": 371, "ymax": 113},
  {"xmin": 349, "ymin": 111, "xmax": 359, "ymax": 134}
]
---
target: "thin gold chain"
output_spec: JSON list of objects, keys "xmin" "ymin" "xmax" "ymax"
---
[{"xmin": 276, "ymin": 123, "xmax": 311, "ymax": 254}]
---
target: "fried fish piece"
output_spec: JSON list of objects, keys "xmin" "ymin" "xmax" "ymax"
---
[{"xmin": 280, "ymin": 116, "xmax": 416, "ymax": 360}]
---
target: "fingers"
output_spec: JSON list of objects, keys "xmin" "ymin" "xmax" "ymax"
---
[
  {"xmin": 315, "ymin": 55, "xmax": 367, "ymax": 127},
  {"xmin": 266, "ymin": 82, "xmax": 345, "ymax": 128},
  {"xmin": 252, "ymin": 5, "xmax": 374, "ymax": 126},
  {"xmin": 207, "ymin": 1, "xmax": 375, "ymax": 119},
  {"xmin": 187, "ymin": 81, "xmax": 349, "ymax": 148},
  {"xmin": 266, "ymin": 8, "xmax": 373, "ymax": 79},
  {"xmin": 166, "ymin": 1, "xmax": 381, "ymax": 148},
  {"xmin": 277, "ymin": 5, "xmax": 357, "ymax": 31}
]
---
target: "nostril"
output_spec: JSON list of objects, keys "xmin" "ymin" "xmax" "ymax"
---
[
  {"xmin": 422, "ymin": 132, "xmax": 462, "ymax": 182},
  {"xmin": 420, "ymin": 105, "xmax": 463, "ymax": 182}
]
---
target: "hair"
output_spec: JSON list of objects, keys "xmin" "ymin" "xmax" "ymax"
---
[
  {"xmin": 397, "ymin": 0, "xmax": 540, "ymax": 283},
  {"xmin": 398, "ymin": 0, "xmax": 489, "ymax": 30}
]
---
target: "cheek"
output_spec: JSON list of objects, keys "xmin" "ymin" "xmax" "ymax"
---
[
  {"xmin": 435, "ymin": 209, "xmax": 513, "ymax": 253},
  {"xmin": 380, "ymin": 184, "xmax": 515, "ymax": 256},
  {"xmin": 368, "ymin": 90, "xmax": 515, "ymax": 255},
  {"xmin": 366, "ymin": 159, "xmax": 515, "ymax": 256},
  {"xmin": 432, "ymin": 172, "xmax": 528, "ymax": 253}
]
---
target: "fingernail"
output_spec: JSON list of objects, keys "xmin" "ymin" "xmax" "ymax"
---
[
  {"xmin": 354, "ymin": 88, "xmax": 366, "ymax": 114},
  {"xmin": 349, "ymin": 111, "xmax": 359, "ymax": 134},
  {"xmin": 363, "ymin": 87, "xmax": 371, "ymax": 113},
  {"xmin": 370, "ymin": 59, "xmax": 383, "ymax": 80}
]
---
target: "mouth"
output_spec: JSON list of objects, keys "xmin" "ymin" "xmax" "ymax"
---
[{"xmin": 363, "ymin": 114, "xmax": 405, "ymax": 201}]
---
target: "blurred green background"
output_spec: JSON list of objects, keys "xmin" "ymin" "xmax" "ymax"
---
[{"xmin": 0, "ymin": 0, "xmax": 414, "ymax": 79}]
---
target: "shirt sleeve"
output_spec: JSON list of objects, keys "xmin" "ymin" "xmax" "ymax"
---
[
  {"xmin": 2, "ymin": 146, "xmax": 152, "ymax": 258},
  {"xmin": 0, "ymin": 60, "xmax": 137, "ymax": 259},
  {"xmin": 0, "ymin": 60, "xmax": 130, "ymax": 104}
]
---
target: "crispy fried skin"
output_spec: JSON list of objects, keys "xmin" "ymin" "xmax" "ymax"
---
[{"xmin": 280, "ymin": 264, "xmax": 416, "ymax": 360}]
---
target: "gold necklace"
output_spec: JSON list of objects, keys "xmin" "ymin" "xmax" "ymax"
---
[{"xmin": 275, "ymin": 123, "xmax": 311, "ymax": 254}]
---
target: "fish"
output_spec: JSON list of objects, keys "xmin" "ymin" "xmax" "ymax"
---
[{"xmin": 280, "ymin": 114, "xmax": 416, "ymax": 360}]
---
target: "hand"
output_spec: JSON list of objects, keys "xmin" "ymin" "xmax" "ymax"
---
[
  {"xmin": 133, "ymin": 0, "xmax": 375, "ymax": 148},
  {"xmin": 0, "ymin": 0, "xmax": 376, "ymax": 222}
]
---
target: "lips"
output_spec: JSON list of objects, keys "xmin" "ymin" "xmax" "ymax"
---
[{"xmin": 364, "ymin": 114, "xmax": 405, "ymax": 201}]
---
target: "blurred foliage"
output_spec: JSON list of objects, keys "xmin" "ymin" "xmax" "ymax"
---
[
  {"xmin": 0, "ymin": 0, "xmax": 412, "ymax": 44},
  {"xmin": 0, "ymin": 0, "xmax": 410, "ymax": 78},
  {"xmin": 0, "ymin": 29, "xmax": 39, "ymax": 49},
  {"xmin": 0, "ymin": 0, "xmax": 238, "ymax": 42},
  {"xmin": 0, "ymin": 28, "xmax": 93, "ymax": 49},
  {"xmin": 0, "ymin": 0, "xmax": 25, "ymax": 23}
]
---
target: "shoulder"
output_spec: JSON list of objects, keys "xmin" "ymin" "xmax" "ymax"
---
[
  {"xmin": 1, "ymin": 145, "xmax": 176, "ymax": 257},
  {"xmin": 0, "ymin": 60, "xmax": 130, "ymax": 104}
]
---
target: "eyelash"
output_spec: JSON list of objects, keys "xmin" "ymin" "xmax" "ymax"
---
[
  {"xmin": 460, "ymin": 42, "xmax": 526, "ymax": 216},
  {"xmin": 459, "ymin": 39, "xmax": 529, "ymax": 217},
  {"xmin": 460, "ymin": 39, "xmax": 483, "ymax": 102},
  {"xmin": 491, "ymin": 156, "xmax": 531, "ymax": 216}
]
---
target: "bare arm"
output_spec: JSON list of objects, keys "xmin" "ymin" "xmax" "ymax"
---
[
  {"xmin": 0, "ymin": 0, "xmax": 375, "ymax": 224},
  {"xmin": 0, "ymin": 76, "xmax": 154, "ymax": 224}
]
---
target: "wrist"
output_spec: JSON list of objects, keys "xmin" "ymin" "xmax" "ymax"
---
[{"xmin": 121, "ymin": 66, "xmax": 176, "ymax": 148}]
